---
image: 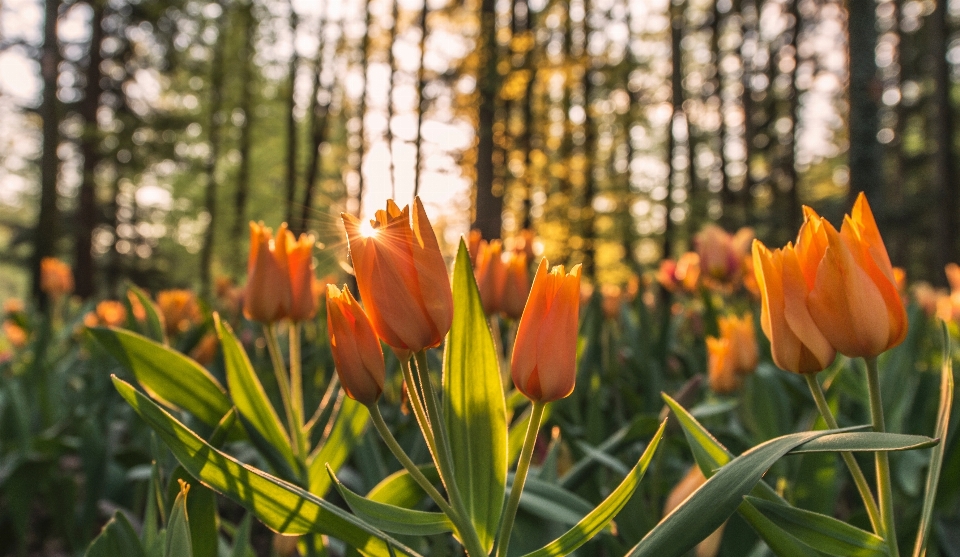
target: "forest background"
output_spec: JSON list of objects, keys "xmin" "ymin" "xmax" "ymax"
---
[{"xmin": 0, "ymin": 0, "xmax": 956, "ymax": 304}]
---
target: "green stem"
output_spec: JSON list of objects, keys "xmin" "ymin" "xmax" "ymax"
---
[
  {"xmin": 400, "ymin": 357, "xmax": 439, "ymax": 459},
  {"xmin": 263, "ymin": 324, "xmax": 300, "ymax": 459},
  {"xmin": 288, "ymin": 321, "xmax": 307, "ymax": 457},
  {"xmin": 495, "ymin": 400, "xmax": 545, "ymax": 557},
  {"xmin": 804, "ymin": 373, "xmax": 883, "ymax": 536},
  {"xmin": 866, "ymin": 356, "xmax": 899, "ymax": 557},
  {"xmin": 369, "ymin": 404, "xmax": 487, "ymax": 557}
]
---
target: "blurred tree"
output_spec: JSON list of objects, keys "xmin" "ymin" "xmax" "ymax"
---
[
  {"xmin": 848, "ymin": 0, "xmax": 884, "ymax": 206},
  {"xmin": 473, "ymin": 0, "xmax": 503, "ymax": 240},
  {"xmin": 199, "ymin": 0, "xmax": 227, "ymax": 297}
]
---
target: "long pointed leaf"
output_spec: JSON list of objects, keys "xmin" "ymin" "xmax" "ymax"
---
[
  {"xmin": 84, "ymin": 512, "xmax": 146, "ymax": 557},
  {"xmin": 521, "ymin": 419, "xmax": 666, "ymax": 557},
  {"xmin": 789, "ymin": 432, "xmax": 937, "ymax": 454},
  {"xmin": 442, "ymin": 240, "xmax": 508, "ymax": 553},
  {"xmin": 307, "ymin": 394, "xmax": 369, "ymax": 495},
  {"xmin": 112, "ymin": 376, "xmax": 422, "ymax": 557}
]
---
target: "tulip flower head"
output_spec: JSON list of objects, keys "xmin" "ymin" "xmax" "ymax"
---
[
  {"xmin": 40, "ymin": 258, "xmax": 74, "ymax": 299},
  {"xmin": 707, "ymin": 313, "xmax": 758, "ymax": 393},
  {"xmin": 244, "ymin": 222, "xmax": 318, "ymax": 323},
  {"xmin": 475, "ymin": 239, "xmax": 506, "ymax": 316},
  {"xmin": 326, "ymin": 284, "xmax": 386, "ymax": 405},
  {"xmin": 501, "ymin": 251, "xmax": 530, "ymax": 320},
  {"xmin": 342, "ymin": 198, "xmax": 453, "ymax": 356},
  {"xmin": 511, "ymin": 259, "xmax": 582, "ymax": 402},
  {"xmin": 95, "ymin": 300, "xmax": 127, "ymax": 327},
  {"xmin": 157, "ymin": 289, "xmax": 201, "ymax": 336}
]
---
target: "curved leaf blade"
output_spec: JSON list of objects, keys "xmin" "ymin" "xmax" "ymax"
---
[
  {"xmin": 443, "ymin": 240, "xmax": 508, "ymax": 553},
  {"xmin": 521, "ymin": 419, "xmax": 667, "ymax": 557},
  {"xmin": 307, "ymin": 395, "xmax": 369, "ymax": 495},
  {"xmin": 166, "ymin": 481, "xmax": 194, "ymax": 557},
  {"xmin": 84, "ymin": 512, "xmax": 146, "ymax": 557},
  {"xmin": 328, "ymin": 465, "xmax": 454, "ymax": 535},
  {"xmin": 788, "ymin": 432, "xmax": 937, "ymax": 454},
  {"xmin": 91, "ymin": 327, "xmax": 231, "ymax": 427},
  {"xmin": 112, "ymin": 376, "xmax": 422, "ymax": 557},
  {"xmin": 367, "ymin": 465, "xmax": 440, "ymax": 507}
]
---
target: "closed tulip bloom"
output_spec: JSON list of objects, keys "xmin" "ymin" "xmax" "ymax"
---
[
  {"xmin": 342, "ymin": 198, "xmax": 453, "ymax": 355},
  {"xmin": 326, "ymin": 285, "xmax": 385, "ymax": 405},
  {"xmin": 244, "ymin": 222, "xmax": 291, "ymax": 323},
  {"xmin": 511, "ymin": 260, "xmax": 582, "ymax": 402},
  {"xmin": 801, "ymin": 195, "xmax": 907, "ymax": 358},
  {"xmin": 717, "ymin": 313, "xmax": 758, "ymax": 375},
  {"xmin": 501, "ymin": 251, "xmax": 530, "ymax": 320},
  {"xmin": 95, "ymin": 300, "xmax": 127, "ymax": 327},
  {"xmin": 696, "ymin": 225, "xmax": 739, "ymax": 281},
  {"xmin": 40, "ymin": 258, "xmax": 74, "ymax": 299},
  {"xmin": 475, "ymin": 239, "xmax": 506, "ymax": 316},
  {"xmin": 157, "ymin": 289, "xmax": 201, "ymax": 335},
  {"xmin": 752, "ymin": 240, "xmax": 836, "ymax": 374},
  {"xmin": 284, "ymin": 229, "xmax": 318, "ymax": 321},
  {"xmin": 706, "ymin": 337, "xmax": 740, "ymax": 393}
]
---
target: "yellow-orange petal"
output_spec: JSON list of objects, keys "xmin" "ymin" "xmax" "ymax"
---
[{"xmin": 326, "ymin": 284, "xmax": 385, "ymax": 405}]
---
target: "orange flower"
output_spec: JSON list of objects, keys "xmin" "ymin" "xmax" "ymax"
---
[
  {"xmin": 326, "ymin": 284, "xmax": 385, "ymax": 405},
  {"xmin": 707, "ymin": 313, "xmax": 758, "ymax": 393},
  {"xmin": 244, "ymin": 222, "xmax": 291, "ymax": 323},
  {"xmin": 467, "ymin": 229, "xmax": 483, "ymax": 266},
  {"xmin": 342, "ymin": 198, "xmax": 453, "ymax": 355},
  {"xmin": 95, "ymin": 300, "xmax": 127, "ymax": 327},
  {"xmin": 126, "ymin": 291, "xmax": 148, "ymax": 322},
  {"xmin": 190, "ymin": 332, "xmax": 220, "ymax": 367},
  {"xmin": 501, "ymin": 251, "xmax": 530, "ymax": 320},
  {"xmin": 3, "ymin": 299, "xmax": 24, "ymax": 315},
  {"xmin": 752, "ymin": 241, "xmax": 836, "ymax": 374},
  {"xmin": 285, "ymin": 230, "xmax": 318, "ymax": 321},
  {"xmin": 475, "ymin": 239, "xmax": 506, "ymax": 316},
  {"xmin": 800, "ymin": 194, "xmax": 907, "ymax": 358},
  {"xmin": 3, "ymin": 320, "xmax": 28, "ymax": 348},
  {"xmin": 511, "ymin": 260, "xmax": 581, "ymax": 402},
  {"xmin": 706, "ymin": 337, "xmax": 740, "ymax": 393},
  {"xmin": 601, "ymin": 284, "xmax": 623, "ymax": 321},
  {"xmin": 40, "ymin": 257, "xmax": 73, "ymax": 298},
  {"xmin": 157, "ymin": 289, "xmax": 201, "ymax": 336}
]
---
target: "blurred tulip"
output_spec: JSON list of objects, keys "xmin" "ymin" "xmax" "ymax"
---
[
  {"xmin": 507, "ymin": 228, "xmax": 537, "ymax": 260},
  {"xmin": 342, "ymin": 198, "xmax": 453, "ymax": 356},
  {"xmin": 3, "ymin": 320, "xmax": 28, "ymax": 348},
  {"xmin": 657, "ymin": 252, "xmax": 701, "ymax": 293},
  {"xmin": 664, "ymin": 466, "xmax": 724, "ymax": 557},
  {"xmin": 475, "ymin": 239, "xmax": 506, "ymax": 316},
  {"xmin": 126, "ymin": 291, "xmax": 148, "ymax": 321},
  {"xmin": 3, "ymin": 299, "xmax": 24, "ymax": 315},
  {"xmin": 95, "ymin": 300, "xmax": 127, "ymax": 327},
  {"xmin": 467, "ymin": 229, "xmax": 483, "ymax": 266},
  {"xmin": 946, "ymin": 263, "xmax": 960, "ymax": 294},
  {"xmin": 326, "ymin": 284, "xmax": 385, "ymax": 405},
  {"xmin": 912, "ymin": 282, "xmax": 943, "ymax": 318},
  {"xmin": 801, "ymin": 195, "xmax": 907, "ymax": 358},
  {"xmin": 601, "ymin": 284, "xmax": 623, "ymax": 320},
  {"xmin": 40, "ymin": 258, "xmax": 74, "ymax": 299},
  {"xmin": 501, "ymin": 251, "xmax": 530, "ymax": 320},
  {"xmin": 244, "ymin": 222, "xmax": 291, "ymax": 323},
  {"xmin": 696, "ymin": 225, "xmax": 739, "ymax": 281},
  {"xmin": 752, "ymin": 241, "xmax": 836, "ymax": 374},
  {"xmin": 285, "ymin": 229, "xmax": 318, "ymax": 321},
  {"xmin": 157, "ymin": 289, "xmax": 201, "ymax": 336},
  {"xmin": 511, "ymin": 259, "xmax": 581, "ymax": 402},
  {"xmin": 706, "ymin": 337, "xmax": 740, "ymax": 393},
  {"xmin": 190, "ymin": 332, "xmax": 220, "ymax": 366},
  {"xmin": 719, "ymin": 313, "xmax": 758, "ymax": 375}
]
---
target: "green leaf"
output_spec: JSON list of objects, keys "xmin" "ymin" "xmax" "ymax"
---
[
  {"xmin": 308, "ymin": 395, "xmax": 370, "ymax": 495},
  {"xmin": 328, "ymin": 465, "xmax": 455, "ymax": 535},
  {"xmin": 90, "ymin": 327, "xmax": 231, "ymax": 427},
  {"xmin": 736, "ymin": 501, "xmax": 822, "ymax": 557},
  {"xmin": 215, "ymin": 317, "xmax": 296, "ymax": 470},
  {"xmin": 166, "ymin": 469, "xmax": 218, "ymax": 557},
  {"xmin": 128, "ymin": 285, "xmax": 167, "ymax": 343},
  {"xmin": 230, "ymin": 514, "xmax": 254, "ymax": 557},
  {"xmin": 509, "ymin": 403, "xmax": 553, "ymax": 463},
  {"xmin": 521, "ymin": 419, "xmax": 666, "ymax": 557},
  {"xmin": 112, "ymin": 376, "xmax": 423, "ymax": 557},
  {"xmin": 788, "ymin": 432, "xmax": 938, "ymax": 454},
  {"xmin": 913, "ymin": 321, "xmax": 954, "ymax": 557},
  {"xmin": 515, "ymin": 475, "xmax": 596, "ymax": 527},
  {"xmin": 367, "ymin": 465, "xmax": 441, "ymax": 507},
  {"xmin": 84, "ymin": 512, "xmax": 146, "ymax": 557},
  {"xmin": 745, "ymin": 496, "xmax": 887, "ymax": 557},
  {"xmin": 166, "ymin": 480, "xmax": 194, "ymax": 557},
  {"xmin": 442, "ymin": 240, "xmax": 508, "ymax": 553}
]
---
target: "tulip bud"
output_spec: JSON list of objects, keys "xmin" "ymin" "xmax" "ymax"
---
[
  {"xmin": 284, "ymin": 228, "xmax": 318, "ymax": 322},
  {"xmin": 475, "ymin": 239, "xmax": 506, "ymax": 316},
  {"xmin": 244, "ymin": 222, "xmax": 292, "ymax": 323},
  {"xmin": 40, "ymin": 257, "xmax": 74, "ymax": 299},
  {"xmin": 501, "ymin": 251, "xmax": 530, "ymax": 320},
  {"xmin": 94, "ymin": 300, "xmax": 127, "ymax": 327},
  {"xmin": 707, "ymin": 313, "xmax": 758, "ymax": 393},
  {"xmin": 326, "ymin": 284, "xmax": 385, "ymax": 405},
  {"xmin": 511, "ymin": 259, "xmax": 581, "ymax": 402},
  {"xmin": 157, "ymin": 289, "xmax": 201, "ymax": 336},
  {"xmin": 706, "ymin": 337, "xmax": 740, "ymax": 394},
  {"xmin": 342, "ymin": 198, "xmax": 453, "ymax": 356}
]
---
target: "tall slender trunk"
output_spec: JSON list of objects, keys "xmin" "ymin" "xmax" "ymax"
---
[
  {"xmin": 932, "ymin": 0, "xmax": 957, "ymax": 281},
  {"xmin": 33, "ymin": 0, "xmax": 62, "ymax": 306},
  {"xmin": 285, "ymin": 0, "xmax": 300, "ymax": 225},
  {"xmin": 713, "ymin": 0, "xmax": 735, "ymax": 228},
  {"xmin": 472, "ymin": 0, "xmax": 502, "ymax": 239},
  {"xmin": 580, "ymin": 0, "xmax": 596, "ymax": 278},
  {"xmin": 785, "ymin": 0, "xmax": 802, "ymax": 232},
  {"xmin": 664, "ymin": 0, "xmax": 684, "ymax": 260},
  {"xmin": 413, "ymin": 0, "xmax": 429, "ymax": 198},
  {"xmin": 518, "ymin": 0, "xmax": 535, "ymax": 230},
  {"xmin": 233, "ymin": 0, "xmax": 255, "ymax": 263},
  {"xmin": 299, "ymin": 1, "xmax": 330, "ymax": 235},
  {"xmin": 739, "ymin": 0, "xmax": 756, "ymax": 227},
  {"xmin": 199, "ymin": 2, "xmax": 227, "ymax": 297},
  {"xmin": 386, "ymin": 0, "xmax": 399, "ymax": 198},
  {"xmin": 74, "ymin": 1, "xmax": 105, "ymax": 299},
  {"xmin": 848, "ymin": 0, "xmax": 883, "ymax": 205},
  {"xmin": 355, "ymin": 0, "xmax": 371, "ymax": 214}
]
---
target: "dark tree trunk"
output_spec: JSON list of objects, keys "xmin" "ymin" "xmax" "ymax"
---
[
  {"xmin": 932, "ymin": 0, "xmax": 958, "ymax": 282},
  {"xmin": 74, "ymin": 1, "xmax": 105, "ymax": 299},
  {"xmin": 519, "ymin": 0, "xmax": 535, "ymax": 231},
  {"xmin": 847, "ymin": 0, "xmax": 883, "ymax": 205},
  {"xmin": 786, "ymin": 0, "xmax": 802, "ymax": 231},
  {"xmin": 284, "ymin": 1, "xmax": 300, "ymax": 225},
  {"xmin": 199, "ymin": 2, "xmax": 227, "ymax": 297},
  {"xmin": 712, "ymin": 0, "xmax": 734, "ymax": 228},
  {"xmin": 298, "ymin": 1, "xmax": 329, "ymax": 235},
  {"xmin": 233, "ymin": 0, "xmax": 255, "ymax": 262},
  {"xmin": 472, "ymin": 0, "xmax": 502, "ymax": 239},
  {"xmin": 33, "ymin": 0, "xmax": 62, "ymax": 306},
  {"xmin": 414, "ymin": 0, "xmax": 429, "ymax": 198},
  {"xmin": 386, "ymin": 0, "xmax": 399, "ymax": 198},
  {"xmin": 664, "ymin": 0, "xmax": 684, "ymax": 260},
  {"xmin": 355, "ymin": 0, "xmax": 371, "ymax": 213},
  {"xmin": 580, "ymin": 0, "xmax": 596, "ymax": 278}
]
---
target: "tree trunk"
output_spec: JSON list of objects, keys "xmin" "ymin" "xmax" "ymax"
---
[
  {"xmin": 413, "ymin": 0, "xmax": 429, "ymax": 198},
  {"xmin": 284, "ymin": 0, "xmax": 300, "ymax": 225},
  {"xmin": 472, "ymin": 0, "xmax": 502, "ymax": 239},
  {"xmin": 847, "ymin": 0, "xmax": 883, "ymax": 205},
  {"xmin": 580, "ymin": 0, "xmax": 596, "ymax": 278},
  {"xmin": 355, "ymin": 0, "xmax": 371, "ymax": 214},
  {"xmin": 74, "ymin": 1, "xmax": 105, "ymax": 299},
  {"xmin": 233, "ymin": 0, "xmax": 255, "ymax": 263},
  {"xmin": 386, "ymin": 0, "xmax": 399, "ymax": 198},
  {"xmin": 932, "ymin": 0, "xmax": 957, "ymax": 281},
  {"xmin": 33, "ymin": 0, "xmax": 62, "ymax": 306},
  {"xmin": 298, "ymin": 1, "xmax": 330, "ymax": 235},
  {"xmin": 664, "ymin": 0, "xmax": 684, "ymax": 260},
  {"xmin": 199, "ymin": 2, "xmax": 227, "ymax": 297}
]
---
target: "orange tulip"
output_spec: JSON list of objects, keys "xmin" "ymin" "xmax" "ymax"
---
[
  {"xmin": 467, "ymin": 229, "xmax": 483, "ymax": 266},
  {"xmin": 800, "ymin": 194, "xmax": 907, "ymax": 358},
  {"xmin": 285, "ymin": 230, "xmax": 318, "ymax": 321},
  {"xmin": 3, "ymin": 320, "xmax": 28, "ymax": 349},
  {"xmin": 511, "ymin": 259, "xmax": 581, "ymax": 402},
  {"xmin": 475, "ymin": 239, "xmax": 506, "ymax": 316},
  {"xmin": 752, "ymin": 240, "xmax": 836, "ymax": 374},
  {"xmin": 244, "ymin": 222, "xmax": 292, "ymax": 323},
  {"xmin": 190, "ymin": 332, "xmax": 220, "ymax": 367},
  {"xmin": 326, "ymin": 284, "xmax": 385, "ymax": 405},
  {"xmin": 707, "ymin": 313, "xmax": 758, "ymax": 393},
  {"xmin": 95, "ymin": 300, "xmax": 127, "ymax": 327},
  {"xmin": 501, "ymin": 251, "xmax": 530, "ymax": 320},
  {"xmin": 40, "ymin": 257, "xmax": 73, "ymax": 298},
  {"xmin": 157, "ymin": 289, "xmax": 201, "ymax": 335},
  {"xmin": 706, "ymin": 337, "xmax": 740, "ymax": 393},
  {"xmin": 342, "ymin": 198, "xmax": 453, "ymax": 355}
]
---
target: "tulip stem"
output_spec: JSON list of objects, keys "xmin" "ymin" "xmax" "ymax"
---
[
  {"xmin": 400, "ymin": 357, "xmax": 440, "ymax": 459},
  {"xmin": 264, "ymin": 324, "xmax": 299, "ymax": 459},
  {"xmin": 495, "ymin": 400, "xmax": 545, "ymax": 557},
  {"xmin": 288, "ymin": 321, "xmax": 308, "ymax": 459},
  {"xmin": 368, "ymin": 403, "xmax": 487, "ymax": 557},
  {"xmin": 804, "ymin": 373, "xmax": 883, "ymax": 536},
  {"xmin": 866, "ymin": 356, "xmax": 899, "ymax": 557}
]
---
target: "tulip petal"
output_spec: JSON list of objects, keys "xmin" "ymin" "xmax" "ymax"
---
[
  {"xmin": 780, "ymin": 247, "xmax": 836, "ymax": 370},
  {"xmin": 411, "ymin": 198, "xmax": 453, "ymax": 343},
  {"xmin": 511, "ymin": 259, "xmax": 550, "ymax": 392},
  {"xmin": 534, "ymin": 265, "xmax": 581, "ymax": 401}
]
